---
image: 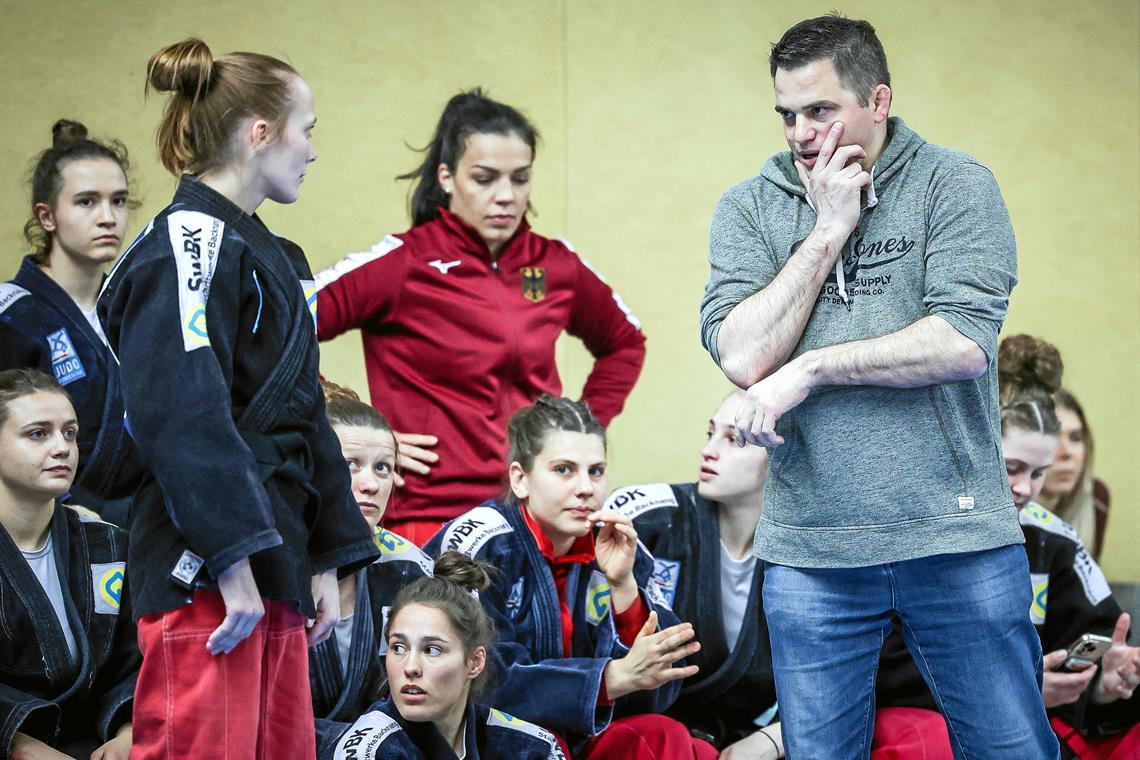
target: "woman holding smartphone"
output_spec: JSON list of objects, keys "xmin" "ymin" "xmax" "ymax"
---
[{"xmin": 99, "ymin": 38, "xmax": 377, "ymax": 758}]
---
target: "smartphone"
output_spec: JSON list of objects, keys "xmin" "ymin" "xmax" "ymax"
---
[{"xmin": 1063, "ymin": 633, "xmax": 1113, "ymax": 671}]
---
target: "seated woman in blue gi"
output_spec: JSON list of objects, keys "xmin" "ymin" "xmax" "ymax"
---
[
  {"xmin": 318, "ymin": 551, "xmax": 569, "ymax": 759},
  {"xmin": 310, "ymin": 382, "xmax": 434, "ymax": 721},
  {"xmin": 0, "ymin": 368, "xmax": 138, "ymax": 759},
  {"xmin": 604, "ymin": 389, "xmax": 783, "ymax": 757},
  {"xmin": 425, "ymin": 396, "xmax": 717, "ymax": 759},
  {"xmin": 1, "ymin": 120, "xmax": 141, "ymax": 524}
]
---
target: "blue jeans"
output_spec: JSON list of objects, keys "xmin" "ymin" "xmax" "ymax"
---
[{"xmin": 763, "ymin": 545, "xmax": 1059, "ymax": 760}]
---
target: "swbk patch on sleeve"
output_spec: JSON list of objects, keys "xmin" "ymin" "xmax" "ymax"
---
[
  {"xmin": 0, "ymin": 283, "xmax": 30, "ymax": 315},
  {"xmin": 440, "ymin": 506, "xmax": 512, "ymax": 557},
  {"xmin": 334, "ymin": 710, "xmax": 401, "ymax": 760},
  {"xmin": 604, "ymin": 483, "xmax": 678, "ymax": 520},
  {"xmin": 168, "ymin": 210, "xmax": 224, "ymax": 352}
]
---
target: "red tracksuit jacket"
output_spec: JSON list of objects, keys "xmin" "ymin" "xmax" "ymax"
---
[{"xmin": 316, "ymin": 209, "xmax": 646, "ymax": 524}]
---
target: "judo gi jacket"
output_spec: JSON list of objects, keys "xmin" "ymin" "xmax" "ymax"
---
[
  {"xmin": 0, "ymin": 257, "xmax": 140, "ymax": 508},
  {"xmin": 310, "ymin": 528, "xmax": 434, "ymax": 721},
  {"xmin": 98, "ymin": 176, "xmax": 378, "ymax": 619},
  {"xmin": 423, "ymin": 501, "xmax": 683, "ymax": 745},
  {"xmin": 317, "ymin": 699, "xmax": 565, "ymax": 760},
  {"xmin": 0, "ymin": 505, "xmax": 138, "ymax": 757},
  {"xmin": 605, "ymin": 482, "xmax": 777, "ymax": 747}
]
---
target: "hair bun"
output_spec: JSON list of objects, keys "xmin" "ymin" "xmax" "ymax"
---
[
  {"xmin": 432, "ymin": 551, "xmax": 492, "ymax": 593},
  {"xmin": 146, "ymin": 38, "xmax": 213, "ymax": 99},
  {"xmin": 320, "ymin": 379, "xmax": 362, "ymax": 405},
  {"xmin": 51, "ymin": 119, "xmax": 88, "ymax": 147},
  {"xmin": 998, "ymin": 334, "xmax": 1063, "ymax": 399}
]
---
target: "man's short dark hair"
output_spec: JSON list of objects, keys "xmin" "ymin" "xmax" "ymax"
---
[{"xmin": 769, "ymin": 14, "xmax": 890, "ymax": 106}]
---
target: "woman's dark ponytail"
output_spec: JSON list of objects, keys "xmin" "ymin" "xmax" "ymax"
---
[{"xmin": 398, "ymin": 88, "xmax": 539, "ymax": 227}]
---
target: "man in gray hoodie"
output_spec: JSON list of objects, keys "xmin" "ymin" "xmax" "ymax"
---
[{"xmin": 700, "ymin": 15, "xmax": 1060, "ymax": 759}]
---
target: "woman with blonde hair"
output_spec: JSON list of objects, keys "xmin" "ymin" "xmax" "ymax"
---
[{"xmin": 1038, "ymin": 389, "xmax": 1110, "ymax": 560}]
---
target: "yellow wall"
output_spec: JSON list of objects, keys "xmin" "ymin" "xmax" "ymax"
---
[{"xmin": 1, "ymin": 1, "xmax": 1136, "ymax": 580}]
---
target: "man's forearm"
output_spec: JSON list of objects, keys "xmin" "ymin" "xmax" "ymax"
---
[
  {"xmin": 717, "ymin": 230, "xmax": 841, "ymax": 387},
  {"xmin": 796, "ymin": 314, "xmax": 988, "ymax": 389}
]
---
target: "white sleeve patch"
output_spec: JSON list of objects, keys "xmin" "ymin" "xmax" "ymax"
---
[
  {"xmin": 486, "ymin": 709, "xmax": 566, "ymax": 759},
  {"xmin": 333, "ymin": 710, "xmax": 401, "ymax": 759},
  {"xmin": 604, "ymin": 483, "xmax": 678, "ymax": 520},
  {"xmin": 375, "ymin": 528, "xmax": 435, "ymax": 577},
  {"xmin": 0, "ymin": 283, "xmax": 30, "ymax": 316},
  {"xmin": 585, "ymin": 569, "xmax": 612, "ymax": 625},
  {"xmin": 1072, "ymin": 546, "xmax": 1112, "ymax": 607},
  {"xmin": 439, "ymin": 506, "xmax": 513, "ymax": 557},
  {"xmin": 91, "ymin": 562, "xmax": 126, "ymax": 615},
  {"xmin": 314, "ymin": 236, "xmax": 404, "ymax": 291},
  {"xmin": 168, "ymin": 211, "xmax": 224, "ymax": 352},
  {"xmin": 557, "ymin": 240, "xmax": 642, "ymax": 331},
  {"xmin": 1029, "ymin": 573, "xmax": 1048, "ymax": 625}
]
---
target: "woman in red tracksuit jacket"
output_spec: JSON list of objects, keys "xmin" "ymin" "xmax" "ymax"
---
[{"xmin": 315, "ymin": 89, "xmax": 647, "ymax": 544}]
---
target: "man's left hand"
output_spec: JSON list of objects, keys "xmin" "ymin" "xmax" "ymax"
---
[{"xmin": 735, "ymin": 359, "xmax": 814, "ymax": 447}]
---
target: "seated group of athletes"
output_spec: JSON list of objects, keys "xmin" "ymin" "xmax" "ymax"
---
[{"xmin": 1, "ymin": 19, "xmax": 1138, "ymax": 760}]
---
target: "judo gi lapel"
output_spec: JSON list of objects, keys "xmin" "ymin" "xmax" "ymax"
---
[{"xmin": 0, "ymin": 506, "xmax": 87, "ymax": 689}]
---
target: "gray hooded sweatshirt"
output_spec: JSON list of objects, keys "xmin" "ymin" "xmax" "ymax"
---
[{"xmin": 701, "ymin": 118, "xmax": 1024, "ymax": 568}]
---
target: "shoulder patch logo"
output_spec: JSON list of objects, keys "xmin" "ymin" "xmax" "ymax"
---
[
  {"xmin": 169, "ymin": 210, "xmax": 224, "ymax": 352},
  {"xmin": 585, "ymin": 569, "xmax": 612, "ymax": 626},
  {"xmin": 299, "ymin": 279, "xmax": 317, "ymax": 327},
  {"xmin": 375, "ymin": 528, "xmax": 435, "ymax": 577},
  {"xmin": 0, "ymin": 283, "xmax": 30, "ymax": 316},
  {"xmin": 91, "ymin": 561, "xmax": 125, "ymax": 614},
  {"xmin": 604, "ymin": 483, "xmax": 679, "ymax": 520},
  {"xmin": 334, "ymin": 709, "xmax": 401, "ymax": 760},
  {"xmin": 1019, "ymin": 503, "xmax": 1080, "ymax": 543},
  {"xmin": 1029, "ymin": 572, "xmax": 1048, "ymax": 625},
  {"xmin": 649, "ymin": 558, "xmax": 680, "ymax": 608},
  {"xmin": 441, "ymin": 506, "xmax": 513, "ymax": 557},
  {"xmin": 521, "ymin": 267, "xmax": 546, "ymax": 302},
  {"xmin": 378, "ymin": 606, "xmax": 391, "ymax": 655},
  {"xmin": 487, "ymin": 709, "xmax": 566, "ymax": 758},
  {"xmin": 47, "ymin": 328, "xmax": 86, "ymax": 385},
  {"xmin": 506, "ymin": 576, "xmax": 525, "ymax": 619}
]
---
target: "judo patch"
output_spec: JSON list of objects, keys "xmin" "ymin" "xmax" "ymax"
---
[
  {"xmin": 648, "ymin": 557, "xmax": 680, "ymax": 608},
  {"xmin": 375, "ymin": 528, "xmax": 435, "ymax": 577},
  {"xmin": 169, "ymin": 210, "xmax": 224, "ymax": 352},
  {"xmin": 334, "ymin": 710, "xmax": 400, "ymax": 760},
  {"xmin": 441, "ymin": 506, "xmax": 512, "ymax": 557},
  {"xmin": 506, "ymin": 576, "xmax": 525, "ymax": 619},
  {"xmin": 604, "ymin": 483, "xmax": 678, "ymax": 520},
  {"xmin": 521, "ymin": 266, "xmax": 546, "ymax": 303},
  {"xmin": 47, "ymin": 328, "xmax": 86, "ymax": 385},
  {"xmin": 92, "ymin": 562, "xmax": 125, "ymax": 614},
  {"xmin": 0, "ymin": 283, "xmax": 30, "ymax": 315},
  {"xmin": 300, "ymin": 279, "xmax": 317, "ymax": 327},
  {"xmin": 1030, "ymin": 573, "xmax": 1048, "ymax": 625},
  {"xmin": 585, "ymin": 570, "xmax": 612, "ymax": 625},
  {"xmin": 488, "ymin": 709, "xmax": 567, "ymax": 759}
]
